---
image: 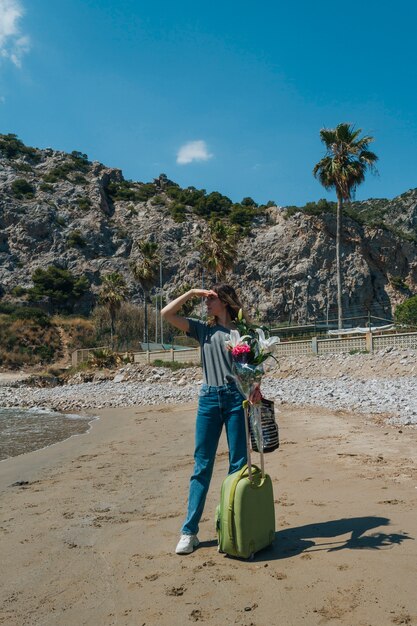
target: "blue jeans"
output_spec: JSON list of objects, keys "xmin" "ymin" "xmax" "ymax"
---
[{"xmin": 181, "ymin": 382, "xmax": 247, "ymax": 535}]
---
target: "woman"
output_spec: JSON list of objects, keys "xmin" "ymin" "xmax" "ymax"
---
[{"xmin": 161, "ymin": 283, "xmax": 261, "ymax": 555}]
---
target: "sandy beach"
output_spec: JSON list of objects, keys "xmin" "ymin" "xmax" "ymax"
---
[{"xmin": 1, "ymin": 401, "xmax": 417, "ymax": 626}]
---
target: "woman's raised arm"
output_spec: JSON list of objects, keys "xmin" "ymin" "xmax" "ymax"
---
[{"xmin": 160, "ymin": 288, "xmax": 217, "ymax": 332}]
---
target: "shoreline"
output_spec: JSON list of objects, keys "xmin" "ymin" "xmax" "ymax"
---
[
  {"xmin": 1, "ymin": 401, "xmax": 416, "ymax": 625},
  {"xmin": 0, "ymin": 408, "xmax": 99, "ymax": 464}
]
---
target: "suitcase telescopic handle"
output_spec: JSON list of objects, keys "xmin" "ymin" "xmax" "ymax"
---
[{"xmin": 243, "ymin": 401, "xmax": 265, "ymax": 480}]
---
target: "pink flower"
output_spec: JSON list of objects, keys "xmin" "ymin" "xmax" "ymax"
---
[{"xmin": 231, "ymin": 343, "xmax": 251, "ymax": 357}]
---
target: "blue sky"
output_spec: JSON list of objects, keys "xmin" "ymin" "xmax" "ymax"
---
[{"xmin": 1, "ymin": 0, "xmax": 417, "ymax": 206}]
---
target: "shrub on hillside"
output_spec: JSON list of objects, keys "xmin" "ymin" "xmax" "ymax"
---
[
  {"xmin": 88, "ymin": 348, "xmax": 122, "ymax": 369},
  {"xmin": 106, "ymin": 180, "xmax": 157, "ymax": 202},
  {"xmin": 390, "ymin": 276, "xmax": 409, "ymax": 291},
  {"xmin": 53, "ymin": 316, "xmax": 97, "ymax": 352},
  {"xmin": 0, "ymin": 303, "xmax": 49, "ymax": 325},
  {"xmin": 10, "ymin": 286, "xmax": 27, "ymax": 297},
  {"xmin": 42, "ymin": 154, "xmax": 90, "ymax": 183},
  {"xmin": 0, "ymin": 133, "xmax": 41, "ymax": 162},
  {"xmin": 67, "ymin": 230, "xmax": 86, "ymax": 248},
  {"xmin": 93, "ymin": 302, "xmax": 151, "ymax": 351},
  {"xmin": 169, "ymin": 202, "xmax": 187, "ymax": 222},
  {"xmin": 77, "ymin": 196, "xmax": 92, "ymax": 211},
  {"xmin": 28, "ymin": 266, "xmax": 90, "ymax": 313},
  {"xmin": 11, "ymin": 178, "xmax": 35, "ymax": 199},
  {"xmin": 394, "ymin": 295, "xmax": 417, "ymax": 326},
  {"xmin": 0, "ymin": 315, "xmax": 60, "ymax": 368},
  {"xmin": 12, "ymin": 162, "xmax": 33, "ymax": 173},
  {"xmin": 194, "ymin": 191, "xmax": 232, "ymax": 218}
]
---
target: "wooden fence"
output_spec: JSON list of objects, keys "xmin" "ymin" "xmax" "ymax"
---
[
  {"xmin": 133, "ymin": 347, "xmax": 200, "ymax": 365},
  {"xmin": 71, "ymin": 346, "xmax": 201, "ymax": 367},
  {"xmin": 274, "ymin": 331, "xmax": 417, "ymax": 357},
  {"xmin": 71, "ymin": 331, "xmax": 417, "ymax": 366}
]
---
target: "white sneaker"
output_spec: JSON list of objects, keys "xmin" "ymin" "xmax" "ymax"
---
[{"xmin": 175, "ymin": 534, "xmax": 200, "ymax": 555}]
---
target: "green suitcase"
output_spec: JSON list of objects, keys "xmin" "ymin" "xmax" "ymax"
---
[{"xmin": 216, "ymin": 462, "xmax": 275, "ymax": 559}]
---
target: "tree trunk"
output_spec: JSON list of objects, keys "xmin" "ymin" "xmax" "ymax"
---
[
  {"xmin": 144, "ymin": 290, "xmax": 149, "ymax": 351},
  {"xmin": 336, "ymin": 195, "xmax": 343, "ymax": 330},
  {"xmin": 110, "ymin": 305, "xmax": 115, "ymax": 349}
]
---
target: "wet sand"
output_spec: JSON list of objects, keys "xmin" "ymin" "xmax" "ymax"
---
[{"xmin": 1, "ymin": 403, "xmax": 416, "ymax": 626}]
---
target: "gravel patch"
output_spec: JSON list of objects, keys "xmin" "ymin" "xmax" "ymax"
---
[{"xmin": 0, "ymin": 375, "xmax": 416, "ymax": 426}]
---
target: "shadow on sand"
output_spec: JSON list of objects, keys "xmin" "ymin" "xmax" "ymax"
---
[
  {"xmin": 199, "ymin": 516, "xmax": 412, "ymax": 561},
  {"xmin": 256, "ymin": 515, "xmax": 413, "ymax": 561}
]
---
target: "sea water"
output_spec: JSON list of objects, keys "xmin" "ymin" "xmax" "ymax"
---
[{"xmin": 0, "ymin": 407, "xmax": 95, "ymax": 461}]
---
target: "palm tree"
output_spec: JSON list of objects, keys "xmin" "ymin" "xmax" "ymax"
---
[
  {"xmin": 98, "ymin": 272, "xmax": 129, "ymax": 348},
  {"xmin": 196, "ymin": 218, "xmax": 239, "ymax": 281},
  {"xmin": 132, "ymin": 240, "xmax": 160, "ymax": 350},
  {"xmin": 313, "ymin": 123, "xmax": 378, "ymax": 329}
]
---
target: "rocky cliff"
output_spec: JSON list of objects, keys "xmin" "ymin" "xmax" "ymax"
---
[{"xmin": 0, "ymin": 134, "xmax": 416, "ymax": 324}]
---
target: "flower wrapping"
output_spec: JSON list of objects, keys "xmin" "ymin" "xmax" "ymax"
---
[{"xmin": 225, "ymin": 309, "xmax": 280, "ymax": 452}]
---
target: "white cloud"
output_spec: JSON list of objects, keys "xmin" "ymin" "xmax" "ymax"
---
[
  {"xmin": 176, "ymin": 140, "xmax": 213, "ymax": 165},
  {"xmin": 0, "ymin": 0, "xmax": 30, "ymax": 67}
]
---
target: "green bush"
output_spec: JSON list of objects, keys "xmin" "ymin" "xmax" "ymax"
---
[
  {"xmin": 390, "ymin": 276, "xmax": 408, "ymax": 291},
  {"xmin": 0, "ymin": 314, "xmax": 60, "ymax": 368},
  {"xmin": 165, "ymin": 185, "xmax": 205, "ymax": 207},
  {"xmin": 135, "ymin": 183, "xmax": 158, "ymax": 202},
  {"xmin": 284, "ymin": 199, "xmax": 336, "ymax": 219},
  {"xmin": 52, "ymin": 315, "xmax": 97, "ymax": 351},
  {"xmin": 194, "ymin": 191, "xmax": 232, "ymax": 218},
  {"xmin": 150, "ymin": 195, "xmax": 165, "ymax": 206},
  {"xmin": 67, "ymin": 230, "xmax": 86, "ymax": 248},
  {"xmin": 27, "ymin": 266, "xmax": 89, "ymax": 313},
  {"xmin": 304, "ymin": 199, "xmax": 336, "ymax": 216},
  {"xmin": 55, "ymin": 215, "xmax": 66, "ymax": 227},
  {"xmin": 168, "ymin": 202, "xmax": 187, "ymax": 222},
  {"xmin": 394, "ymin": 295, "xmax": 417, "ymax": 325},
  {"xmin": 39, "ymin": 182, "xmax": 54, "ymax": 193},
  {"xmin": 70, "ymin": 151, "xmax": 90, "ymax": 172},
  {"xmin": 151, "ymin": 359, "xmax": 197, "ymax": 370},
  {"xmin": 13, "ymin": 162, "xmax": 33, "ymax": 173},
  {"xmin": 0, "ymin": 133, "xmax": 41, "ymax": 162},
  {"xmin": 43, "ymin": 164, "xmax": 75, "ymax": 182},
  {"xmin": 283, "ymin": 206, "xmax": 301, "ymax": 219},
  {"xmin": 0, "ymin": 303, "xmax": 50, "ymax": 326},
  {"xmin": 229, "ymin": 203, "xmax": 258, "ymax": 228},
  {"xmin": 11, "ymin": 178, "xmax": 35, "ymax": 199},
  {"xmin": 34, "ymin": 345, "xmax": 56, "ymax": 361},
  {"xmin": 88, "ymin": 348, "xmax": 121, "ymax": 368},
  {"xmin": 10, "ymin": 286, "xmax": 27, "ymax": 297},
  {"xmin": 73, "ymin": 174, "xmax": 87, "ymax": 185},
  {"xmin": 42, "ymin": 155, "xmax": 89, "ymax": 183},
  {"xmin": 77, "ymin": 196, "xmax": 92, "ymax": 211},
  {"xmin": 241, "ymin": 197, "xmax": 258, "ymax": 207},
  {"xmin": 106, "ymin": 180, "xmax": 149, "ymax": 202}
]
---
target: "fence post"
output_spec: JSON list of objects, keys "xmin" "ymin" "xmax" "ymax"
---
[
  {"xmin": 147, "ymin": 350, "xmax": 151, "ymax": 365},
  {"xmin": 365, "ymin": 332, "xmax": 373, "ymax": 353},
  {"xmin": 311, "ymin": 337, "xmax": 318, "ymax": 355},
  {"xmin": 171, "ymin": 348, "xmax": 175, "ymax": 362}
]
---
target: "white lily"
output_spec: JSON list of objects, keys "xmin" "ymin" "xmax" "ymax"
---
[
  {"xmin": 224, "ymin": 329, "xmax": 251, "ymax": 350},
  {"xmin": 255, "ymin": 328, "xmax": 280, "ymax": 353}
]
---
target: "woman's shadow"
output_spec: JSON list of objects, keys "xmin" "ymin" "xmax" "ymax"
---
[{"xmin": 255, "ymin": 516, "xmax": 412, "ymax": 561}]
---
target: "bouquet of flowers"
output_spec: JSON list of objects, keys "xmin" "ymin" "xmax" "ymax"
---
[{"xmin": 225, "ymin": 309, "xmax": 280, "ymax": 452}]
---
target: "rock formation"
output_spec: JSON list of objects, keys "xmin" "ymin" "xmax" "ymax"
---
[{"xmin": 0, "ymin": 135, "xmax": 416, "ymax": 324}]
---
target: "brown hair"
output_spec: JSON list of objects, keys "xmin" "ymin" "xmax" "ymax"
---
[{"xmin": 208, "ymin": 283, "xmax": 252, "ymax": 326}]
